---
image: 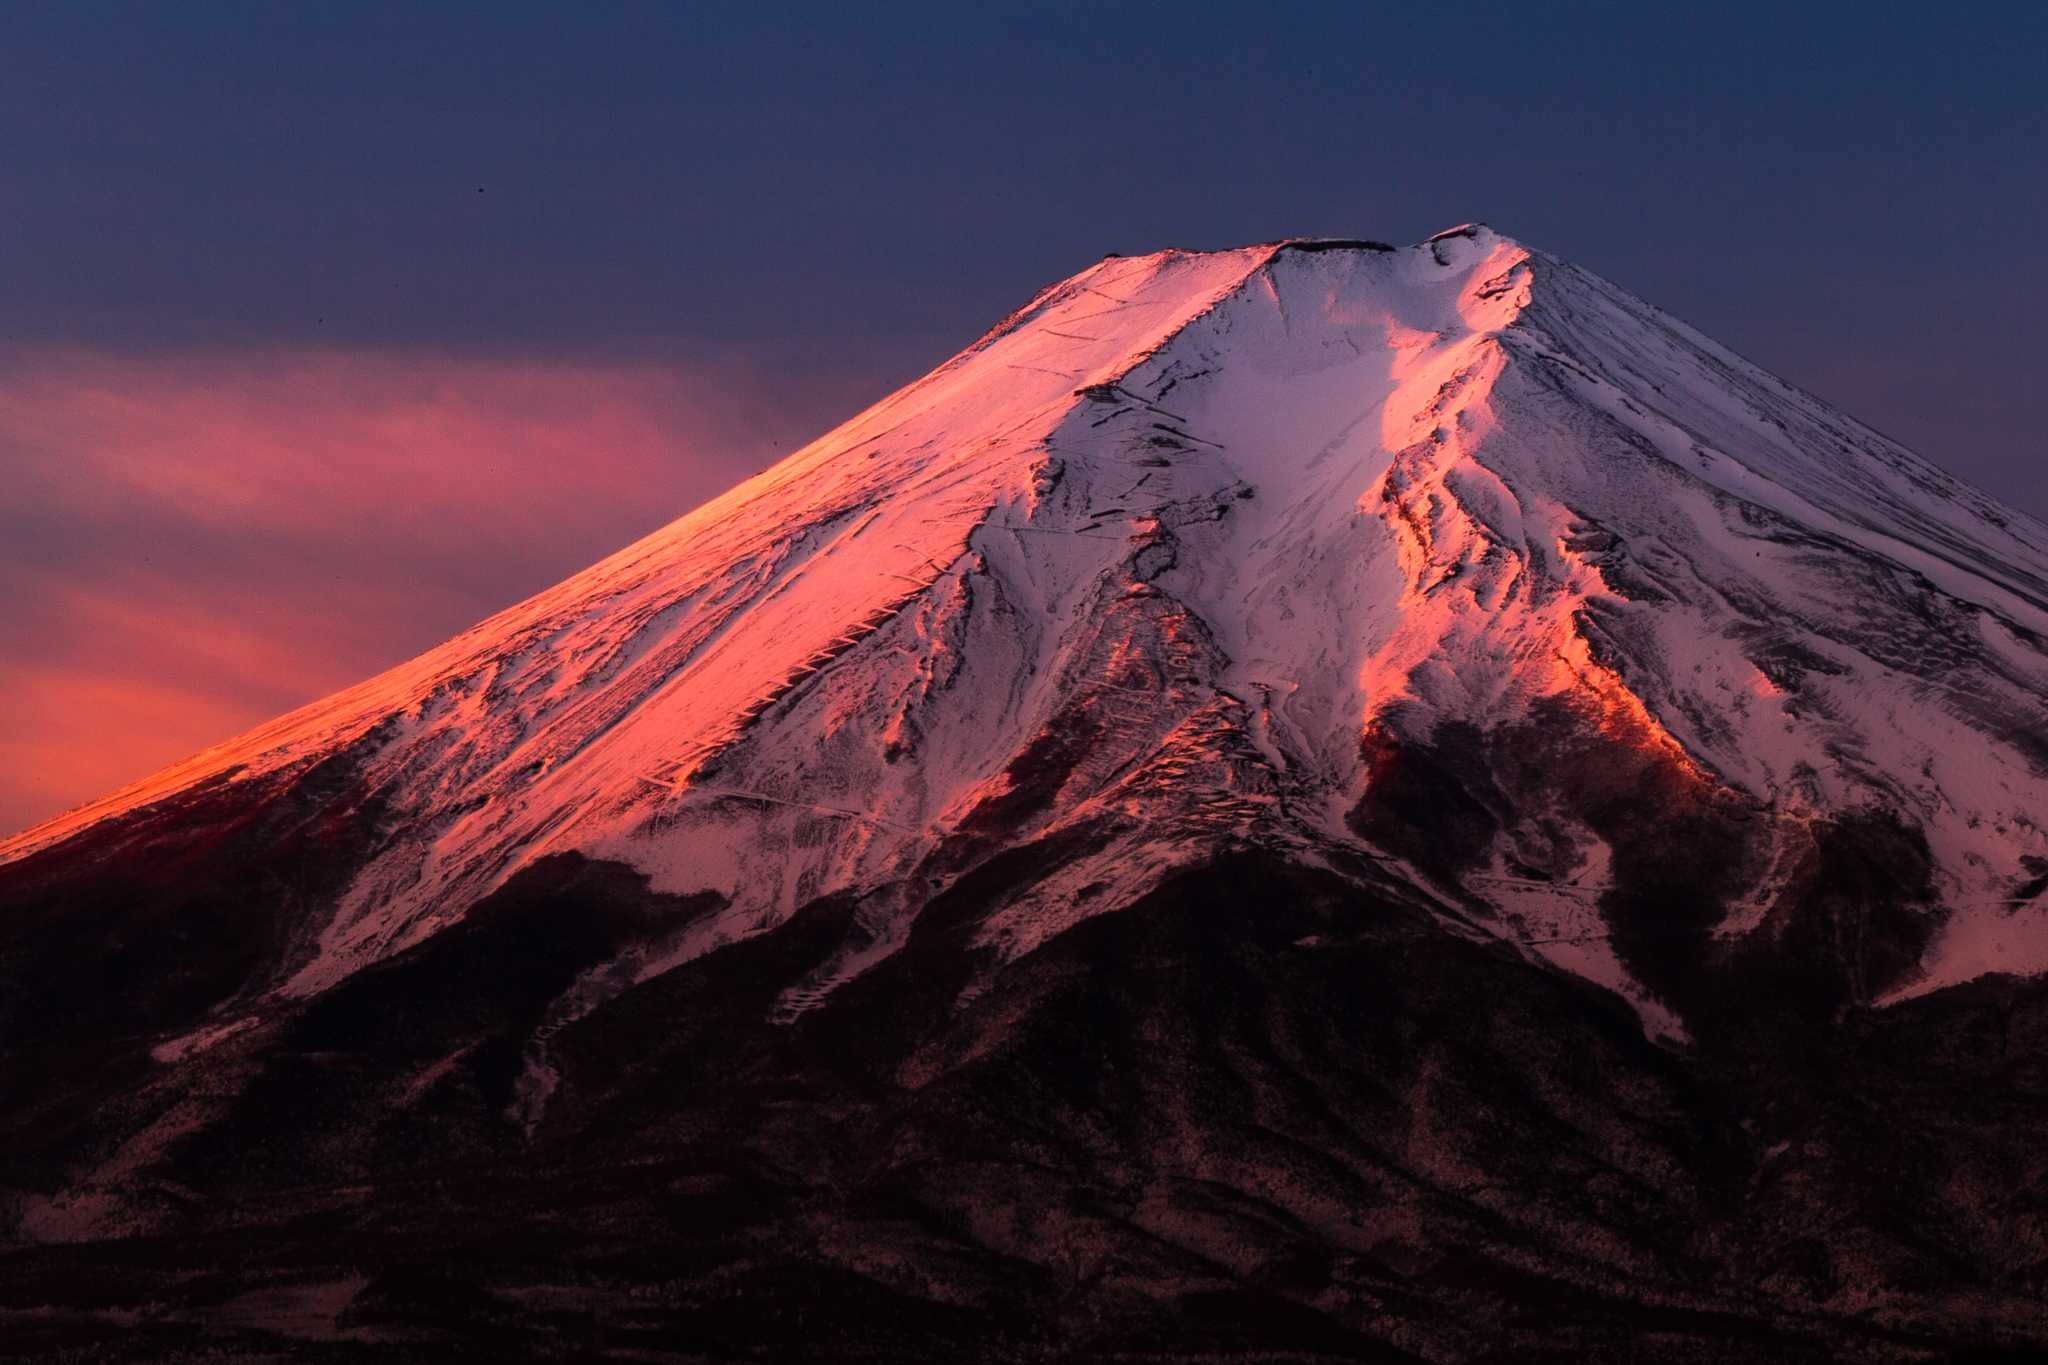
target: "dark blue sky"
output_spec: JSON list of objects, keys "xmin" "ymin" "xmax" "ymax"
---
[{"xmin": 1, "ymin": 1, "xmax": 2043, "ymax": 496}]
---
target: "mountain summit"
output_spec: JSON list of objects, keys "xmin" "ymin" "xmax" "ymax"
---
[{"xmin": 6, "ymin": 228, "xmax": 2048, "ymax": 1360}]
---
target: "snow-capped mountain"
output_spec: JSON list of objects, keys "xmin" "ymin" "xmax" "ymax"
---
[
  {"xmin": 6, "ymin": 227, "xmax": 2048, "ymax": 1360},
  {"xmin": 12, "ymin": 223, "xmax": 2048, "ymax": 1045}
]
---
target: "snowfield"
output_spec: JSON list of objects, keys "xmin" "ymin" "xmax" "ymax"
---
[{"xmin": 12, "ymin": 225, "xmax": 2048, "ymax": 1057}]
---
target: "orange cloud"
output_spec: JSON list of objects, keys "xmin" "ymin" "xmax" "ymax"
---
[{"xmin": 0, "ymin": 342, "xmax": 910, "ymax": 837}]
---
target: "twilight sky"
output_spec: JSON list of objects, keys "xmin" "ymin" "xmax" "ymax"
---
[{"xmin": 2, "ymin": 1, "xmax": 2044, "ymax": 836}]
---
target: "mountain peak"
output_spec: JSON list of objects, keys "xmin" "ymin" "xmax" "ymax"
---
[
  {"xmin": 10, "ymin": 232, "xmax": 2048, "ymax": 1355},
  {"xmin": 8, "ymin": 231, "xmax": 2048, "ymax": 1049}
]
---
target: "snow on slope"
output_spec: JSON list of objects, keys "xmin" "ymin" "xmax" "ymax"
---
[{"xmin": 10, "ymin": 226, "xmax": 2048, "ymax": 1049}]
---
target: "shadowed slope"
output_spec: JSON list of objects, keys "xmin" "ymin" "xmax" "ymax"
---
[{"xmin": 4, "ymin": 853, "xmax": 2047, "ymax": 1360}]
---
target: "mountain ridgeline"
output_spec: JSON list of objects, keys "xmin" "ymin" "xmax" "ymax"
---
[{"xmin": 4, "ymin": 227, "xmax": 2048, "ymax": 1361}]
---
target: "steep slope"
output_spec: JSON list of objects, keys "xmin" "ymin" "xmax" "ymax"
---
[
  {"xmin": 11, "ymin": 224, "xmax": 2048, "ymax": 1046},
  {"xmin": 5, "ymin": 227, "xmax": 2048, "ymax": 1359}
]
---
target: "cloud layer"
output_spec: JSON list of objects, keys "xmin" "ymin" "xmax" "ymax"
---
[{"xmin": 0, "ymin": 342, "xmax": 917, "ymax": 837}]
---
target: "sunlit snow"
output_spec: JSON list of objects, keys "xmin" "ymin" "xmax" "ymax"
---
[{"xmin": 14, "ymin": 226, "xmax": 2048, "ymax": 1058}]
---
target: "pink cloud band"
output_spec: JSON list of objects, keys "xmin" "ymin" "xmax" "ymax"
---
[{"xmin": 0, "ymin": 341, "xmax": 910, "ymax": 837}]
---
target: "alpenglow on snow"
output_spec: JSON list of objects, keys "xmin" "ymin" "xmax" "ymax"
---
[{"xmin": 11, "ymin": 224, "xmax": 2048, "ymax": 1062}]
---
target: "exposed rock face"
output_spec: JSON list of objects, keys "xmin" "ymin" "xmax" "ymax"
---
[{"xmin": 4, "ymin": 228, "xmax": 2048, "ymax": 1360}]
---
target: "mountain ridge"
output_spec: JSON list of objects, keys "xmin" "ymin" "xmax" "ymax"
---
[
  {"xmin": 5, "ymin": 226, "xmax": 2048, "ymax": 1359},
  {"xmin": 11, "ymin": 225, "xmax": 2048, "ymax": 1036}
]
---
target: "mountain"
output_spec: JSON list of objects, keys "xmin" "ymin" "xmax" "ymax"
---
[{"xmin": 4, "ymin": 226, "xmax": 2048, "ymax": 1362}]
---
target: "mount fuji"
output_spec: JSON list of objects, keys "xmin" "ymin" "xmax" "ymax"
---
[{"xmin": 5, "ymin": 226, "xmax": 2048, "ymax": 1362}]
